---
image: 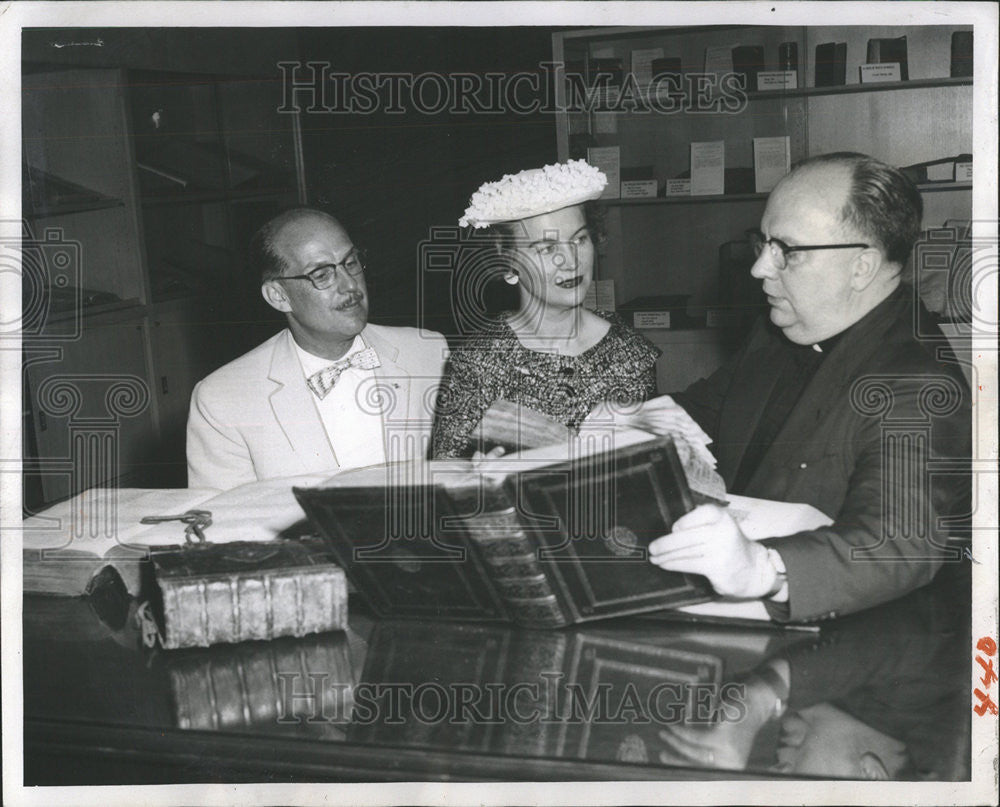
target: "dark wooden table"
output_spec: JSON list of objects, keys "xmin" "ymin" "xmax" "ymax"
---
[{"xmin": 23, "ymin": 564, "xmax": 970, "ymax": 784}]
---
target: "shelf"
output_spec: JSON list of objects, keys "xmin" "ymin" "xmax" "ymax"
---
[
  {"xmin": 42, "ymin": 298, "xmax": 144, "ymax": 324},
  {"xmin": 140, "ymin": 185, "xmax": 299, "ymax": 207},
  {"xmin": 566, "ymin": 76, "xmax": 973, "ymax": 116},
  {"xmin": 23, "ymin": 166, "xmax": 126, "ymax": 219},
  {"xmin": 26, "ymin": 199, "xmax": 126, "ymax": 219},
  {"xmin": 914, "ymin": 181, "xmax": 972, "ymax": 193},
  {"xmin": 744, "ymin": 75, "xmax": 972, "ymax": 101},
  {"xmin": 598, "ymin": 182, "xmax": 970, "ymax": 207},
  {"xmin": 600, "ymin": 192, "xmax": 768, "ymax": 207}
]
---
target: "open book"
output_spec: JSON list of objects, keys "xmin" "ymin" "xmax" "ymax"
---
[
  {"xmin": 21, "ymin": 473, "xmax": 332, "ymax": 596},
  {"xmin": 294, "ymin": 429, "xmax": 833, "ymax": 627}
]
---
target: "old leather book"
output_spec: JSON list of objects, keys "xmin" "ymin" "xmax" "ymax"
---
[
  {"xmin": 145, "ymin": 537, "xmax": 347, "ymax": 649},
  {"xmin": 294, "ymin": 430, "xmax": 713, "ymax": 628}
]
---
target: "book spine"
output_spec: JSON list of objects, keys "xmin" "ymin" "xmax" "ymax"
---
[
  {"xmin": 458, "ymin": 501, "xmax": 570, "ymax": 629},
  {"xmin": 159, "ymin": 565, "xmax": 348, "ymax": 649},
  {"xmin": 169, "ymin": 634, "xmax": 353, "ymax": 730}
]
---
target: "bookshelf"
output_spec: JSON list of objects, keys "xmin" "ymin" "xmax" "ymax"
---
[{"xmin": 552, "ymin": 24, "xmax": 974, "ymax": 388}]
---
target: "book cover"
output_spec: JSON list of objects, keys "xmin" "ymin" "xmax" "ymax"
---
[
  {"xmin": 951, "ymin": 31, "xmax": 973, "ymax": 78},
  {"xmin": 731, "ymin": 45, "xmax": 765, "ymax": 92},
  {"xmin": 294, "ymin": 431, "xmax": 714, "ymax": 628},
  {"xmin": 146, "ymin": 538, "xmax": 348, "ymax": 649},
  {"xmin": 866, "ymin": 36, "xmax": 908, "ymax": 82},
  {"xmin": 814, "ymin": 42, "xmax": 847, "ymax": 87}
]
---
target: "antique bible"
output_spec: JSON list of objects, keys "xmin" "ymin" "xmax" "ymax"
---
[{"xmin": 295, "ymin": 430, "xmax": 717, "ymax": 628}]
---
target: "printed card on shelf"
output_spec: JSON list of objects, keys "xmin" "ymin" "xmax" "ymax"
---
[
  {"xmin": 690, "ymin": 141, "xmax": 725, "ymax": 196},
  {"xmin": 753, "ymin": 136, "xmax": 791, "ymax": 193},
  {"xmin": 587, "ymin": 146, "xmax": 621, "ymax": 199}
]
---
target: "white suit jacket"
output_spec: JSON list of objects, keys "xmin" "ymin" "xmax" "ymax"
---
[{"xmin": 186, "ymin": 324, "xmax": 449, "ymax": 490}]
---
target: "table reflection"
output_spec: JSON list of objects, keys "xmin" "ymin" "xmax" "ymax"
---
[{"xmin": 23, "ymin": 565, "xmax": 970, "ymax": 780}]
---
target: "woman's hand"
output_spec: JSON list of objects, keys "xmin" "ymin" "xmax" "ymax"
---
[
  {"xmin": 584, "ymin": 395, "xmax": 709, "ymax": 443},
  {"xmin": 471, "ymin": 445, "xmax": 506, "ymax": 467}
]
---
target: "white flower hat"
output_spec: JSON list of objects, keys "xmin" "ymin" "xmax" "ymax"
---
[{"xmin": 459, "ymin": 159, "xmax": 607, "ymax": 229}]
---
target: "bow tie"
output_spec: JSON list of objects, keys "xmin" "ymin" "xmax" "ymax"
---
[{"xmin": 306, "ymin": 346, "xmax": 381, "ymax": 399}]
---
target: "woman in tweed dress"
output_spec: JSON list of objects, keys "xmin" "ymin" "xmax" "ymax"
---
[{"xmin": 432, "ymin": 160, "xmax": 661, "ymax": 459}]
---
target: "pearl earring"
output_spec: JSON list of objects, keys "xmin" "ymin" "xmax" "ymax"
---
[{"xmin": 504, "ymin": 273, "xmax": 519, "ymax": 285}]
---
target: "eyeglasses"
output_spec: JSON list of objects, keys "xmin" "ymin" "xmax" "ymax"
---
[
  {"xmin": 746, "ymin": 228, "xmax": 869, "ymax": 271},
  {"xmin": 278, "ymin": 248, "xmax": 367, "ymax": 290}
]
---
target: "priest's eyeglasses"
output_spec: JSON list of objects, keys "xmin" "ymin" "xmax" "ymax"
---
[
  {"xmin": 279, "ymin": 249, "xmax": 367, "ymax": 290},
  {"xmin": 746, "ymin": 228, "xmax": 869, "ymax": 271}
]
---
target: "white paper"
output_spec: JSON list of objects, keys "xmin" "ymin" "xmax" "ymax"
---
[
  {"xmin": 758, "ymin": 70, "xmax": 797, "ymax": 90},
  {"xmin": 859, "ymin": 62, "xmax": 902, "ymax": 83},
  {"xmin": 620, "ymin": 179, "xmax": 657, "ymax": 198},
  {"xmin": 630, "ymin": 47, "xmax": 663, "ymax": 86},
  {"xmin": 664, "ymin": 178, "xmax": 691, "ymax": 196},
  {"xmin": 753, "ymin": 135, "xmax": 791, "ymax": 193},
  {"xmin": 587, "ymin": 146, "xmax": 620, "ymax": 199},
  {"xmin": 690, "ymin": 140, "xmax": 725, "ymax": 196}
]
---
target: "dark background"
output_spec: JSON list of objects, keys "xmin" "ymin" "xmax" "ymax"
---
[{"xmin": 24, "ymin": 26, "xmax": 561, "ymax": 336}]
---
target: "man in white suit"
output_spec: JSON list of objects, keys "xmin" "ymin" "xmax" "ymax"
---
[{"xmin": 187, "ymin": 208, "xmax": 449, "ymax": 490}]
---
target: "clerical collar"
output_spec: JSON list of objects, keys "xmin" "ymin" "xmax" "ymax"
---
[
  {"xmin": 811, "ymin": 331, "xmax": 844, "ymax": 354},
  {"xmin": 807, "ymin": 286, "xmax": 905, "ymax": 355}
]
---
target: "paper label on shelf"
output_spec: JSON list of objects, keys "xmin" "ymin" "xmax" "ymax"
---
[
  {"xmin": 583, "ymin": 279, "xmax": 616, "ymax": 312},
  {"xmin": 926, "ymin": 162, "xmax": 956, "ymax": 182},
  {"xmin": 954, "ymin": 162, "xmax": 973, "ymax": 183},
  {"xmin": 753, "ymin": 136, "xmax": 791, "ymax": 194},
  {"xmin": 859, "ymin": 63, "xmax": 901, "ymax": 83},
  {"xmin": 630, "ymin": 47, "xmax": 664, "ymax": 86},
  {"xmin": 587, "ymin": 146, "xmax": 621, "ymax": 199},
  {"xmin": 664, "ymin": 179, "xmax": 691, "ymax": 196},
  {"xmin": 690, "ymin": 141, "xmax": 725, "ymax": 196},
  {"xmin": 620, "ymin": 180, "xmax": 658, "ymax": 198},
  {"xmin": 634, "ymin": 311, "xmax": 671, "ymax": 329},
  {"xmin": 757, "ymin": 71, "xmax": 797, "ymax": 90}
]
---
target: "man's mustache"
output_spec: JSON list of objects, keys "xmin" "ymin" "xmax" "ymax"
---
[{"xmin": 334, "ymin": 292, "xmax": 365, "ymax": 310}]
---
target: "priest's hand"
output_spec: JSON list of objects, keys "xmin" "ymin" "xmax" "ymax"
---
[{"xmin": 648, "ymin": 505, "xmax": 778, "ymax": 599}]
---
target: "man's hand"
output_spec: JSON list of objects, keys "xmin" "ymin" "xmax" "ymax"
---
[{"xmin": 648, "ymin": 505, "xmax": 777, "ymax": 598}]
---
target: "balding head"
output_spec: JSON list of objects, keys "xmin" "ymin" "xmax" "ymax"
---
[
  {"xmin": 250, "ymin": 208, "xmax": 348, "ymax": 284},
  {"xmin": 782, "ymin": 153, "xmax": 923, "ymax": 269}
]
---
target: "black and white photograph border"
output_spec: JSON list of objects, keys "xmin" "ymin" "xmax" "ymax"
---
[{"xmin": 1, "ymin": 2, "xmax": 997, "ymax": 806}]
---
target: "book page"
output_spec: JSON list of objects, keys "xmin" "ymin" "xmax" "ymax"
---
[{"xmin": 22, "ymin": 487, "xmax": 221, "ymax": 557}]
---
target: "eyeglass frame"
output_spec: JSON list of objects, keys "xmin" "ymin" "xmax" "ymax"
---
[
  {"xmin": 745, "ymin": 228, "xmax": 870, "ymax": 270},
  {"xmin": 275, "ymin": 248, "xmax": 367, "ymax": 290}
]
